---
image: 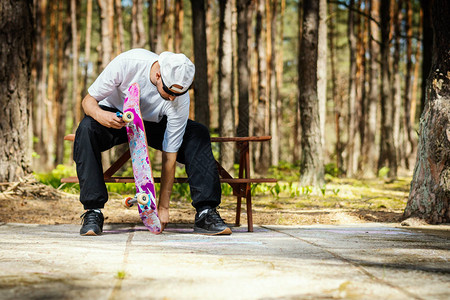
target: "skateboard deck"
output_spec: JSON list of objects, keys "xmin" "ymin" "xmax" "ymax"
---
[{"xmin": 121, "ymin": 83, "xmax": 161, "ymax": 234}]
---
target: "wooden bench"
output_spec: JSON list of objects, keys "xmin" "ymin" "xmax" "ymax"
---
[{"xmin": 61, "ymin": 134, "xmax": 277, "ymax": 232}]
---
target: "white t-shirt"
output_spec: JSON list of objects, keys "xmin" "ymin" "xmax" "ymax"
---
[{"xmin": 88, "ymin": 49, "xmax": 190, "ymax": 153}]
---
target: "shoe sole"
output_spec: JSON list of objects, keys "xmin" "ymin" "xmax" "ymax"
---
[
  {"xmin": 80, "ymin": 229, "xmax": 101, "ymax": 236},
  {"xmin": 193, "ymin": 227, "xmax": 232, "ymax": 236}
]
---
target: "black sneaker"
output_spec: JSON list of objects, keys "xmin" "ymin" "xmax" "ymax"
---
[
  {"xmin": 80, "ymin": 209, "xmax": 104, "ymax": 236},
  {"xmin": 194, "ymin": 208, "xmax": 232, "ymax": 235}
]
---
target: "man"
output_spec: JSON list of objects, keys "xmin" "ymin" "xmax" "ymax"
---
[{"xmin": 74, "ymin": 48, "xmax": 231, "ymax": 236}]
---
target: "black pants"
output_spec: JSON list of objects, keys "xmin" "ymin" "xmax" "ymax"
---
[{"xmin": 73, "ymin": 106, "xmax": 221, "ymax": 212}]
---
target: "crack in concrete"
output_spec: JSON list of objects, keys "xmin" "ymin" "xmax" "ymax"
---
[{"xmin": 108, "ymin": 225, "xmax": 135, "ymax": 300}]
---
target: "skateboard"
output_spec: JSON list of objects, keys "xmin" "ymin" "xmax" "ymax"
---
[{"xmin": 118, "ymin": 83, "xmax": 161, "ymax": 234}]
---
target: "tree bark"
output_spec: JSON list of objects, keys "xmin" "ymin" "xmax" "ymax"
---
[
  {"xmin": 403, "ymin": 0, "xmax": 416, "ymax": 168},
  {"xmin": 358, "ymin": 0, "xmax": 369, "ymax": 176},
  {"xmin": 411, "ymin": 4, "xmax": 422, "ymax": 132},
  {"xmin": 148, "ymin": 0, "xmax": 155, "ymax": 51},
  {"xmin": 165, "ymin": 0, "xmax": 174, "ymax": 52},
  {"xmin": 328, "ymin": 1, "xmax": 344, "ymax": 174},
  {"xmin": 174, "ymin": 0, "xmax": 183, "ymax": 53},
  {"xmin": 114, "ymin": 0, "xmax": 125, "ymax": 53},
  {"xmin": 45, "ymin": 0, "xmax": 58, "ymax": 169},
  {"xmin": 298, "ymin": 0, "xmax": 324, "ymax": 187},
  {"xmin": 378, "ymin": 0, "xmax": 398, "ymax": 177},
  {"xmin": 82, "ymin": 0, "xmax": 93, "ymax": 99},
  {"xmin": 155, "ymin": 0, "xmax": 165, "ymax": 54},
  {"xmin": 363, "ymin": 0, "xmax": 380, "ymax": 177},
  {"xmin": 205, "ymin": 1, "xmax": 217, "ymax": 129},
  {"xmin": 419, "ymin": 0, "xmax": 432, "ymax": 117},
  {"xmin": 71, "ymin": 0, "xmax": 80, "ymax": 127},
  {"xmin": 0, "ymin": 0, "xmax": 33, "ymax": 181},
  {"xmin": 404, "ymin": 0, "xmax": 450, "ymax": 224},
  {"xmin": 268, "ymin": 0, "xmax": 279, "ymax": 166},
  {"xmin": 131, "ymin": 0, "xmax": 146, "ymax": 48},
  {"xmin": 347, "ymin": 0, "xmax": 360, "ymax": 177},
  {"xmin": 391, "ymin": 0, "xmax": 403, "ymax": 169},
  {"xmin": 218, "ymin": 0, "xmax": 235, "ymax": 173},
  {"xmin": 355, "ymin": 0, "xmax": 370, "ymax": 176},
  {"xmin": 33, "ymin": 0, "xmax": 48, "ymax": 171},
  {"xmin": 98, "ymin": 0, "xmax": 114, "ymax": 68},
  {"xmin": 55, "ymin": 0, "xmax": 71, "ymax": 165},
  {"xmin": 236, "ymin": 0, "xmax": 250, "ymax": 137},
  {"xmin": 317, "ymin": 0, "xmax": 327, "ymax": 160},
  {"xmin": 254, "ymin": 0, "xmax": 270, "ymax": 173},
  {"xmin": 191, "ymin": 0, "xmax": 210, "ymax": 127}
]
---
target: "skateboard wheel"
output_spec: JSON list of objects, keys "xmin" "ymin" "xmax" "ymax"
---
[
  {"xmin": 123, "ymin": 111, "xmax": 134, "ymax": 123},
  {"xmin": 123, "ymin": 197, "xmax": 134, "ymax": 208},
  {"xmin": 137, "ymin": 193, "xmax": 149, "ymax": 205}
]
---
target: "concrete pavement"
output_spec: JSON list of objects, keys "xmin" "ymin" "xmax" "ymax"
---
[{"xmin": 0, "ymin": 222, "xmax": 449, "ymax": 299}]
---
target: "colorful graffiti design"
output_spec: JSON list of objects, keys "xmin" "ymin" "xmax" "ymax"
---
[{"xmin": 124, "ymin": 83, "xmax": 161, "ymax": 233}]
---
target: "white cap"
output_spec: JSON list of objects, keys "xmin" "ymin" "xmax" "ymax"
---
[{"xmin": 158, "ymin": 52, "xmax": 195, "ymax": 94}]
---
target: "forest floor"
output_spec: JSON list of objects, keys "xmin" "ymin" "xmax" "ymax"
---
[{"xmin": 0, "ymin": 175, "xmax": 414, "ymax": 227}]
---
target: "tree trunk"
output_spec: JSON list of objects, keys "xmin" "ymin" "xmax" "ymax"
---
[
  {"xmin": 33, "ymin": 0, "xmax": 48, "ymax": 171},
  {"xmin": 191, "ymin": 0, "xmax": 210, "ymax": 127},
  {"xmin": 363, "ymin": 0, "xmax": 380, "ymax": 178},
  {"xmin": 298, "ymin": 0, "xmax": 324, "ymax": 188},
  {"xmin": 254, "ymin": 0, "xmax": 270, "ymax": 173},
  {"xmin": 268, "ymin": 0, "xmax": 279, "ymax": 166},
  {"xmin": 236, "ymin": 0, "xmax": 250, "ymax": 137},
  {"xmin": 317, "ymin": 0, "xmax": 327, "ymax": 160},
  {"xmin": 98, "ymin": 0, "xmax": 116, "ymax": 167},
  {"xmin": 131, "ymin": 0, "xmax": 146, "ymax": 48},
  {"xmin": 0, "ymin": 0, "xmax": 33, "ymax": 181},
  {"xmin": 378, "ymin": 0, "xmax": 397, "ymax": 177},
  {"xmin": 82, "ymin": 0, "xmax": 93, "ymax": 99},
  {"xmin": 419, "ymin": 0, "xmax": 432, "ymax": 116},
  {"xmin": 55, "ymin": 0, "xmax": 71, "ymax": 165},
  {"xmin": 277, "ymin": 0, "xmax": 285, "ymax": 162},
  {"xmin": 148, "ymin": 0, "xmax": 155, "ymax": 51},
  {"xmin": 328, "ymin": 1, "xmax": 343, "ymax": 174},
  {"xmin": 358, "ymin": 0, "xmax": 369, "ymax": 175},
  {"xmin": 98, "ymin": 0, "xmax": 114, "ymax": 68},
  {"xmin": 391, "ymin": 0, "xmax": 403, "ymax": 169},
  {"xmin": 218, "ymin": 0, "xmax": 235, "ymax": 173},
  {"xmin": 403, "ymin": 0, "xmax": 416, "ymax": 168},
  {"xmin": 174, "ymin": 0, "xmax": 183, "ymax": 53},
  {"xmin": 404, "ymin": 0, "xmax": 450, "ymax": 224},
  {"xmin": 293, "ymin": 0, "xmax": 303, "ymax": 165},
  {"xmin": 45, "ymin": 0, "xmax": 58, "ymax": 170},
  {"xmin": 153, "ymin": 0, "xmax": 165, "ymax": 54},
  {"xmin": 165, "ymin": 0, "xmax": 174, "ymax": 52},
  {"xmin": 71, "ymin": 0, "xmax": 80, "ymax": 129},
  {"xmin": 247, "ymin": 2, "xmax": 256, "ymax": 155},
  {"xmin": 114, "ymin": 0, "xmax": 125, "ymax": 53},
  {"xmin": 347, "ymin": 0, "xmax": 359, "ymax": 176},
  {"xmin": 411, "ymin": 4, "xmax": 422, "ymax": 132}
]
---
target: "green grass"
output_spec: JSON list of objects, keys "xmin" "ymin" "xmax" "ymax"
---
[{"xmin": 34, "ymin": 163, "xmax": 411, "ymax": 214}]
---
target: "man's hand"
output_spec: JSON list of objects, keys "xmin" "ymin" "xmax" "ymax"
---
[
  {"xmin": 158, "ymin": 205, "xmax": 169, "ymax": 231},
  {"xmin": 82, "ymin": 94, "xmax": 125, "ymax": 129},
  {"xmin": 158, "ymin": 151, "xmax": 177, "ymax": 232},
  {"xmin": 96, "ymin": 110, "xmax": 126, "ymax": 129}
]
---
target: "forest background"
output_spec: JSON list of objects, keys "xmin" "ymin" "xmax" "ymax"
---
[
  {"xmin": 31, "ymin": 0, "xmax": 426, "ymax": 179},
  {"xmin": 1, "ymin": 0, "xmax": 448, "ymax": 224}
]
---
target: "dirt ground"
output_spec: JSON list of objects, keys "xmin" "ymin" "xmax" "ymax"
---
[{"xmin": 0, "ymin": 177, "xmax": 405, "ymax": 228}]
